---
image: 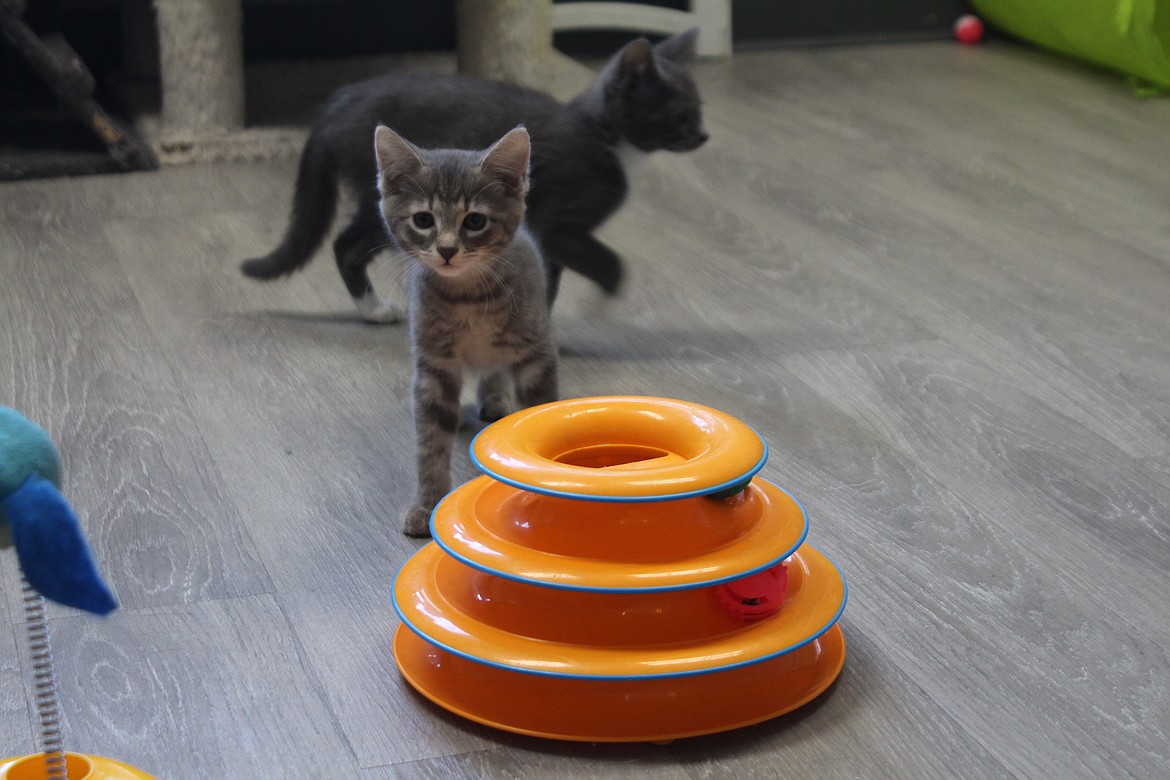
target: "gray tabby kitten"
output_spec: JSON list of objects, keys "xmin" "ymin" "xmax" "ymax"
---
[{"xmin": 375, "ymin": 125, "xmax": 558, "ymax": 537}]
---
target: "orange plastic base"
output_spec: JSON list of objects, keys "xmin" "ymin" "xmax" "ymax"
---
[
  {"xmin": 394, "ymin": 623, "xmax": 846, "ymax": 742},
  {"xmin": 0, "ymin": 753, "xmax": 156, "ymax": 780}
]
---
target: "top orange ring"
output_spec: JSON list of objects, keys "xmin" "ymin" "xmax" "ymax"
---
[{"xmin": 470, "ymin": 396, "xmax": 768, "ymax": 502}]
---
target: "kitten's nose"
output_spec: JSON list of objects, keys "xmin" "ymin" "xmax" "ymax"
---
[{"xmin": 437, "ymin": 246, "xmax": 457, "ymax": 262}]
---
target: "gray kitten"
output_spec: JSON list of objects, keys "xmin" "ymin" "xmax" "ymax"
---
[{"xmin": 375, "ymin": 125, "xmax": 558, "ymax": 537}]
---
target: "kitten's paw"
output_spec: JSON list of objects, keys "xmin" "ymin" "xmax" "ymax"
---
[
  {"xmin": 478, "ymin": 397, "xmax": 513, "ymax": 423},
  {"xmin": 356, "ymin": 292, "xmax": 406, "ymax": 324},
  {"xmin": 402, "ymin": 506, "xmax": 433, "ymax": 537}
]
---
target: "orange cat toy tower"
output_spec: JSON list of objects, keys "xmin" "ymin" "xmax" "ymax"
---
[{"xmin": 392, "ymin": 396, "xmax": 847, "ymax": 742}]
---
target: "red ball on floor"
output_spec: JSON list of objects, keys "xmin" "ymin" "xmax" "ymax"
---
[{"xmin": 954, "ymin": 14, "xmax": 985, "ymax": 44}]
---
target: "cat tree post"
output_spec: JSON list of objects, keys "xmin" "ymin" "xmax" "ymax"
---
[
  {"xmin": 153, "ymin": 0, "xmax": 245, "ymax": 150},
  {"xmin": 455, "ymin": 0, "xmax": 553, "ymax": 89}
]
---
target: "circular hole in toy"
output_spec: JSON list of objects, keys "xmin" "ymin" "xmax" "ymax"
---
[{"xmin": 552, "ymin": 444, "xmax": 673, "ymax": 469}]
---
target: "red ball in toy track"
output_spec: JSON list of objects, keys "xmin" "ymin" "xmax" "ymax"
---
[
  {"xmin": 954, "ymin": 14, "xmax": 984, "ymax": 44},
  {"xmin": 716, "ymin": 563, "xmax": 789, "ymax": 621}
]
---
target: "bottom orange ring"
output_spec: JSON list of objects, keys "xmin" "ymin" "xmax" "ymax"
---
[{"xmin": 393, "ymin": 622, "xmax": 845, "ymax": 742}]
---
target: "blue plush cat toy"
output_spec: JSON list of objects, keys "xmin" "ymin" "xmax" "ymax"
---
[{"xmin": 0, "ymin": 406, "xmax": 116, "ymax": 615}]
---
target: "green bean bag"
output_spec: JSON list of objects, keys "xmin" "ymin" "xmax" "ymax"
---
[{"xmin": 972, "ymin": 0, "xmax": 1170, "ymax": 92}]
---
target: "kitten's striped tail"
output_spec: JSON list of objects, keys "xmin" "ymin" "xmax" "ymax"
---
[{"xmin": 241, "ymin": 133, "xmax": 339, "ymax": 280}]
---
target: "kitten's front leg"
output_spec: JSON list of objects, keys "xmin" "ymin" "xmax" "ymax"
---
[
  {"xmin": 476, "ymin": 369, "xmax": 513, "ymax": 422},
  {"xmin": 404, "ymin": 357, "xmax": 462, "ymax": 537},
  {"xmin": 512, "ymin": 346, "xmax": 559, "ymax": 410}
]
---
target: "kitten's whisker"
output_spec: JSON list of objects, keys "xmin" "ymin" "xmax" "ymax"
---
[
  {"xmin": 478, "ymin": 256, "xmax": 520, "ymax": 313},
  {"xmin": 370, "ymin": 247, "xmax": 418, "ymax": 304},
  {"xmin": 358, "ymin": 241, "xmax": 394, "ymax": 265},
  {"xmin": 469, "ymin": 180, "xmax": 507, "ymax": 202}
]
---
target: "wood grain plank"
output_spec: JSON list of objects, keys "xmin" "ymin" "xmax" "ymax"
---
[
  {"xmin": 782, "ymin": 341, "xmax": 1170, "ymax": 638},
  {"xmin": 0, "ymin": 207, "xmax": 270, "ymax": 617},
  {"xmin": 762, "ymin": 347, "xmax": 1170, "ymax": 778},
  {"xmin": 38, "ymin": 597, "xmax": 357, "ymax": 778},
  {"xmin": 636, "ymin": 48, "xmax": 1170, "ymax": 460}
]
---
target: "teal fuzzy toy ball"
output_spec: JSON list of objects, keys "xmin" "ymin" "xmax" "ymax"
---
[
  {"xmin": 0, "ymin": 407, "xmax": 62, "ymax": 498},
  {"xmin": 1, "ymin": 407, "xmax": 116, "ymax": 614}
]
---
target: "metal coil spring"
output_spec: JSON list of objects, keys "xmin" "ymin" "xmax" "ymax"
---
[{"xmin": 22, "ymin": 578, "xmax": 68, "ymax": 780}]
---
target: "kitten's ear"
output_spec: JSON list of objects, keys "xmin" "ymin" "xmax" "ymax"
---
[
  {"xmin": 618, "ymin": 37, "xmax": 656, "ymax": 79},
  {"xmin": 374, "ymin": 125, "xmax": 424, "ymax": 190},
  {"xmin": 654, "ymin": 27, "xmax": 699, "ymax": 64},
  {"xmin": 480, "ymin": 126, "xmax": 530, "ymax": 198}
]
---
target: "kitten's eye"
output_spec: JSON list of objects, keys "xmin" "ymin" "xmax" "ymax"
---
[
  {"xmin": 463, "ymin": 213, "xmax": 488, "ymax": 231},
  {"xmin": 412, "ymin": 212, "xmax": 435, "ymax": 229}
]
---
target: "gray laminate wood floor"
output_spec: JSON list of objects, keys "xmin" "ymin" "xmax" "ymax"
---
[{"xmin": 3, "ymin": 40, "xmax": 1169, "ymax": 779}]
